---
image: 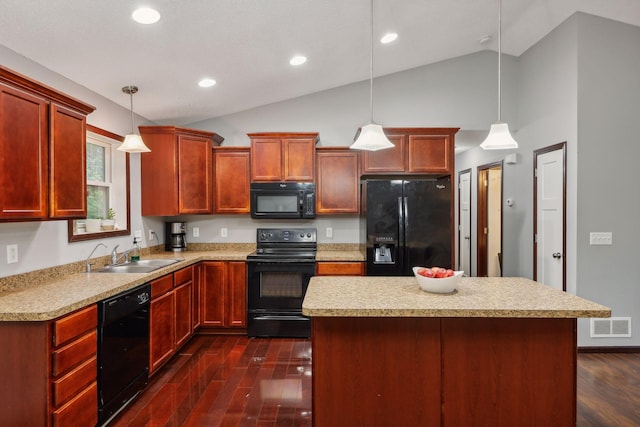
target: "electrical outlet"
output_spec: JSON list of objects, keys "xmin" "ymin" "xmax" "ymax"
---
[
  {"xmin": 221, "ymin": 227, "xmax": 228, "ymax": 238},
  {"xmin": 148, "ymin": 229, "xmax": 155, "ymax": 241},
  {"xmin": 193, "ymin": 227, "xmax": 200, "ymax": 238},
  {"xmin": 590, "ymin": 232, "xmax": 612, "ymax": 245},
  {"xmin": 7, "ymin": 244, "xmax": 18, "ymax": 264},
  {"xmin": 326, "ymin": 227, "xmax": 333, "ymax": 238},
  {"xmin": 134, "ymin": 230, "xmax": 142, "ymax": 239}
]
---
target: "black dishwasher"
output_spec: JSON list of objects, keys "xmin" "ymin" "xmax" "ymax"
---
[{"xmin": 97, "ymin": 283, "xmax": 151, "ymax": 426}]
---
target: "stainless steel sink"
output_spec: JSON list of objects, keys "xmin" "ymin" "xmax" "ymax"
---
[{"xmin": 95, "ymin": 258, "xmax": 184, "ymax": 273}]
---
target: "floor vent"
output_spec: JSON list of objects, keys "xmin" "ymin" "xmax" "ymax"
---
[{"xmin": 590, "ymin": 317, "xmax": 631, "ymax": 338}]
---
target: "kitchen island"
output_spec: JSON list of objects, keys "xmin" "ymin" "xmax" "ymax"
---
[{"xmin": 302, "ymin": 276, "xmax": 610, "ymax": 427}]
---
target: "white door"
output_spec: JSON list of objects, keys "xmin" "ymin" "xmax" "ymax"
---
[
  {"xmin": 535, "ymin": 147, "xmax": 565, "ymax": 290},
  {"xmin": 458, "ymin": 170, "xmax": 471, "ymax": 274}
]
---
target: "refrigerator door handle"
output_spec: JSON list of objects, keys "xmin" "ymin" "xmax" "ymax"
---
[
  {"xmin": 403, "ymin": 196, "xmax": 409, "ymax": 271},
  {"xmin": 398, "ymin": 197, "xmax": 405, "ymax": 249}
]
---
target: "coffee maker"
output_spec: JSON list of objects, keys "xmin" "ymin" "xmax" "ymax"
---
[{"xmin": 165, "ymin": 222, "xmax": 187, "ymax": 252}]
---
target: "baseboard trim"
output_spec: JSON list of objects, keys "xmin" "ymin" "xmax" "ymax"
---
[{"xmin": 578, "ymin": 346, "xmax": 640, "ymax": 353}]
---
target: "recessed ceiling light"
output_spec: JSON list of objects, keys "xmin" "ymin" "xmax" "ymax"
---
[
  {"xmin": 132, "ymin": 7, "xmax": 161, "ymax": 25},
  {"xmin": 198, "ymin": 78, "xmax": 217, "ymax": 88},
  {"xmin": 380, "ymin": 33, "xmax": 398, "ymax": 44},
  {"xmin": 289, "ymin": 55, "xmax": 307, "ymax": 66}
]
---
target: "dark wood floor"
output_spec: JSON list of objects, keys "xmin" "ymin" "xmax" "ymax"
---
[{"xmin": 110, "ymin": 334, "xmax": 639, "ymax": 427}]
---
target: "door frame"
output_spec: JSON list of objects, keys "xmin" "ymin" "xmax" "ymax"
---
[
  {"xmin": 457, "ymin": 168, "xmax": 472, "ymax": 274},
  {"xmin": 477, "ymin": 161, "xmax": 503, "ymax": 277},
  {"xmin": 533, "ymin": 142, "xmax": 567, "ymax": 290}
]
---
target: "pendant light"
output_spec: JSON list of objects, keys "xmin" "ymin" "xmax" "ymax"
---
[
  {"xmin": 118, "ymin": 85, "xmax": 151, "ymax": 153},
  {"xmin": 480, "ymin": 0, "xmax": 518, "ymax": 150},
  {"xmin": 350, "ymin": 0, "xmax": 394, "ymax": 151}
]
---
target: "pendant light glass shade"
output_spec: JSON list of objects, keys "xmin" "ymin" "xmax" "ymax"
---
[
  {"xmin": 119, "ymin": 85, "xmax": 151, "ymax": 153},
  {"xmin": 480, "ymin": 0, "xmax": 518, "ymax": 151},
  {"xmin": 479, "ymin": 122, "xmax": 518, "ymax": 150},
  {"xmin": 350, "ymin": 0, "xmax": 393, "ymax": 152},
  {"xmin": 351, "ymin": 123, "xmax": 395, "ymax": 151},
  {"xmin": 119, "ymin": 133, "xmax": 151, "ymax": 153}
]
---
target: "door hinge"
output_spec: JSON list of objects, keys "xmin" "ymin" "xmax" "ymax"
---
[
  {"xmin": 534, "ymin": 168, "xmax": 538, "ymax": 178},
  {"xmin": 484, "ymin": 179, "xmax": 488, "ymax": 187},
  {"xmin": 534, "ymin": 234, "xmax": 538, "ymax": 243},
  {"xmin": 484, "ymin": 227, "xmax": 488, "ymax": 235}
]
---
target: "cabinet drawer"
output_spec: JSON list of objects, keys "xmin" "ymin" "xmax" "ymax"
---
[
  {"xmin": 317, "ymin": 262, "xmax": 364, "ymax": 276},
  {"xmin": 52, "ymin": 381, "xmax": 98, "ymax": 427},
  {"xmin": 51, "ymin": 330, "xmax": 96, "ymax": 376},
  {"xmin": 152, "ymin": 274, "xmax": 174, "ymax": 297},
  {"xmin": 53, "ymin": 305, "xmax": 97, "ymax": 347},
  {"xmin": 52, "ymin": 356, "xmax": 97, "ymax": 407},
  {"xmin": 174, "ymin": 265, "xmax": 193, "ymax": 287}
]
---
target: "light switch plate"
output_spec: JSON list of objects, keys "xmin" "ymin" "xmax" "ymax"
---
[
  {"xmin": 193, "ymin": 227, "xmax": 200, "ymax": 237},
  {"xmin": 326, "ymin": 227, "xmax": 333, "ymax": 238},
  {"xmin": 221, "ymin": 227, "xmax": 228, "ymax": 238},
  {"xmin": 590, "ymin": 232, "xmax": 612, "ymax": 245}
]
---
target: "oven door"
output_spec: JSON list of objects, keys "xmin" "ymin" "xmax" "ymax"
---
[{"xmin": 247, "ymin": 261, "xmax": 315, "ymax": 311}]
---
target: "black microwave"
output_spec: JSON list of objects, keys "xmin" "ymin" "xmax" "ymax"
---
[{"xmin": 250, "ymin": 182, "xmax": 316, "ymax": 219}]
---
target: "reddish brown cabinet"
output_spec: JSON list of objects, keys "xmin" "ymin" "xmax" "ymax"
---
[
  {"xmin": 248, "ymin": 132, "xmax": 318, "ymax": 182},
  {"xmin": 149, "ymin": 274, "xmax": 175, "ymax": 374},
  {"xmin": 0, "ymin": 66, "xmax": 94, "ymax": 221},
  {"xmin": 316, "ymin": 148, "xmax": 360, "ymax": 214},
  {"xmin": 0, "ymin": 304, "xmax": 98, "ymax": 426},
  {"xmin": 213, "ymin": 147, "xmax": 251, "ymax": 214},
  {"xmin": 201, "ymin": 261, "xmax": 247, "ymax": 329},
  {"xmin": 361, "ymin": 128, "xmax": 458, "ymax": 175},
  {"xmin": 174, "ymin": 266, "xmax": 193, "ymax": 349},
  {"xmin": 316, "ymin": 261, "xmax": 365, "ymax": 276},
  {"xmin": 139, "ymin": 126, "xmax": 223, "ymax": 216},
  {"xmin": 149, "ymin": 266, "xmax": 195, "ymax": 375}
]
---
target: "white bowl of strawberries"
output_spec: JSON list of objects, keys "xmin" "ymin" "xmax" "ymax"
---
[{"xmin": 413, "ymin": 266, "xmax": 463, "ymax": 294}]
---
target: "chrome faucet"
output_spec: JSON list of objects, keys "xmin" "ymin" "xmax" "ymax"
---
[
  {"xmin": 110, "ymin": 245, "xmax": 130, "ymax": 266},
  {"xmin": 86, "ymin": 243, "xmax": 107, "ymax": 272}
]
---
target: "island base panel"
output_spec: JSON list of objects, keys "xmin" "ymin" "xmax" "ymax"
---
[
  {"xmin": 312, "ymin": 317, "xmax": 441, "ymax": 427},
  {"xmin": 441, "ymin": 317, "xmax": 577, "ymax": 426},
  {"xmin": 311, "ymin": 316, "xmax": 577, "ymax": 427}
]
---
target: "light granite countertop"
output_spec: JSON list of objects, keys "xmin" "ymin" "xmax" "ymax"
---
[
  {"xmin": 0, "ymin": 248, "xmax": 365, "ymax": 322},
  {"xmin": 302, "ymin": 276, "xmax": 611, "ymax": 318}
]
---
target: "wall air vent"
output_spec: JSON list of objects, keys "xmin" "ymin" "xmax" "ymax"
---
[{"xmin": 590, "ymin": 317, "xmax": 631, "ymax": 338}]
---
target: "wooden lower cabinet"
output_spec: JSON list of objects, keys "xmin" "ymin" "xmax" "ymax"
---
[
  {"xmin": 201, "ymin": 261, "xmax": 247, "ymax": 329},
  {"xmin": 316, "ymin": 261, "xmax": 364, "ymax": 276},
  {"xmin": 0, "ymin": 304, "xmax": 98, "ymax": 427},
  {"xmin": 150, "ymin": 285, "xmax": 175, "ymax": 374},
  {"xmin": 149, "ymin": 266, "xmax": 195, "ymax": 375}
]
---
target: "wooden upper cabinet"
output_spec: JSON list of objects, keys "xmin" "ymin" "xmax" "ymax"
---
[
  {"xmin": 0, "ymin": 83, "xmax": 49, "ymax": 219},
  {"xmin": 49, "ymin": 104, "xmax": 87, "ymax": 218},
  {"xmin": 248, "ymin": 132, "xmax": 318, "ymax": 182},
  {"xmin": 0, "ymin": 66, "xmax": 94, "ymax": 221},
  {"xmin": 316, "ymin": 148, "xmax": 360, "ymax": 214},
  {"xmin": 361, "ymin": 128, "xmax": 459, "ymax": 175},
  {"xmin": 213, "ymin": 147, "xmax": 250, "ymax": 214},
  {"xmin": 139, "ymin": 126, "xmax": 223, "ymax": 216}
]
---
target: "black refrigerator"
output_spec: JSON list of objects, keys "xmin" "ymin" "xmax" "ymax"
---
[{"xmin": 362, "ymin": 177, "xmax": 452, "ymax": 276}]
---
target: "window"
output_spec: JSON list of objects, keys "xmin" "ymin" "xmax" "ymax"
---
[
  {"xmin": 86, "ymin": 136, "xmax": 111, "ymax": 220},
  {"xmin": 68, "ymin": 125, "xmax": 130, "ymax": 242}
]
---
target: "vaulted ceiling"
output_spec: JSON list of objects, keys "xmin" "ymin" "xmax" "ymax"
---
[{"xmin": 1, "ymin": 0, "xmax": 638, "ymax": 125}]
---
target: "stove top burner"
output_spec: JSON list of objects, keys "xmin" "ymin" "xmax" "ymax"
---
[{"xmin": 248, "ymin": 227, "xmax": 317, "ymax": 262}]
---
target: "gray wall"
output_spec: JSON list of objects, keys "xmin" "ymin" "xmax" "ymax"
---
[
  {"xmin": 0, "ymin": 45, "xmax": 164, "ymax": 277},
  {"xmin": 575, "ymin": 14, "xmax": 640, "ymax": 346}
]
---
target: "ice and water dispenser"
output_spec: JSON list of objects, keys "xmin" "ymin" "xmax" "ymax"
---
[{"xmin": 373, "ymin": 235, "xmax": 396, "ymax": 264}]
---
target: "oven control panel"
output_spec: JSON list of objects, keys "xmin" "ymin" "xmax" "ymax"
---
[{"xmin": 257, "ymin": 228, "xmax": 317, "ymax": 244}]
